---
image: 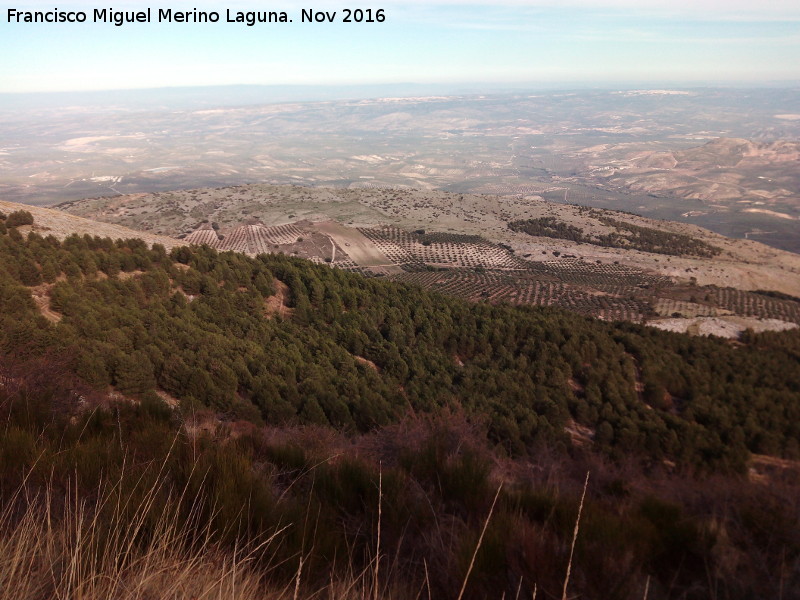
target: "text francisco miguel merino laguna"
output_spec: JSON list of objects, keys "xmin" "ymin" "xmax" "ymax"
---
[{"xmin": 6, "ymin": 7, "xmax": 387, "ymax": 26}]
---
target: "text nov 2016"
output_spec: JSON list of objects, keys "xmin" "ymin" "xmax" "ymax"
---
[{"xmin": 6, "ymin": 8, "xmax": 387, "ymax": 26}]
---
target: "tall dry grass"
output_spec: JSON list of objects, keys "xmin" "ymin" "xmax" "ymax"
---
[
  {"xmin": 0, "ymin": 475, "xmax": 274, "ymax": 600},
  {"xmin": 0, "ymin": 469, "xmax": 408, "ymax": 600},
  {"xmin": 6, "ymin": 384, "xmax": 790, "ymax": 600}
]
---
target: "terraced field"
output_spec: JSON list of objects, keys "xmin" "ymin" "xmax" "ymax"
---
[
  {"xmin": 653, "ymin": 298, "xmax": 727, "ymax": 319},
  {"xmin": 176, "ymin": 217, "xmax": 800, "ymax": 331},
  {"xmin": 221, "ymin": 223, "xmax": 308, "ymax": 255},
  {"xmin": 392, "ymin": 269, "xmax": 650, "ymax": 322},
  {"xmin": 709, "ymin": 288, "xmax": 800, "ymax": 324},
  {"xmin": 184, "ymin": 221, "xmax": 341, "ymax": 266},
  {"xmin": 359, "ymin": 226, "xmax": 530, "ymax": 270},
  {"xmin": 184, "ymin": 226, "xmax": 221, "ymax": 248}
]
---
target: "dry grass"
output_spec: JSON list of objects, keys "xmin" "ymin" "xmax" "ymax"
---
[
  {"xmin": 0, "ymin": 461, "xmax": 415, "ymax": 600},
  {"xmin": 561, "ymin": 471, "xmax": 589, "ymax": 600},
  {"xmin": 0, "ymin": 478, "xmax": 273, "ymax": 600},
  {"xmin": 456, "ymin": 482, "xmax": 503, "ymax": 600}
]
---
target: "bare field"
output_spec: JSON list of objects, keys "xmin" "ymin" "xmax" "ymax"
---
[
  {"xmin": 650, "ymin": 317, "xmax": 799, "ymax": 338},
  {"xmin": 311, "ymin": 220, "xmax": 402, "ymax": 273}
]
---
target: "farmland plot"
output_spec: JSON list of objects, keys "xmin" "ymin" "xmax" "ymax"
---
[
  {"xmin": 312, "ymin": 221, "xmax": 403, "ymax": 274},
  {"xmin": 181, "ymin": 216, "xmax": 800, "ymax": 333},
  {"xmin": 184, "ymin": 227, "xmax": 222, "ymax": 248},
  {"xmin": 391, "ymin": 269, "xmax": 650, "ymax": 322},
  {"xmin": 359, "ymin": 226, "xmax": 531, "ymax": 270},
  {"xmin": 709, "ymin": 288, "xmax": 800, "ymax": 324}
]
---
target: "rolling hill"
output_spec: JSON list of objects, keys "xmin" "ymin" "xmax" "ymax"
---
[
  {"xmin": 58, "ymin": 184, "xmax": 800, "ymax": 336},
  {"xmin": 1, "ymin": 204, "xmax": 799, "ymax": 599}
]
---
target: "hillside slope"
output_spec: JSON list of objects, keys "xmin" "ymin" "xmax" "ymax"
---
[
  {"xmin": 0, "ymin": 199, "xmax": 179, "ymax": 249},
  {"xmin": 53, "ymin": 186, "xmax": 800, "ymax": 336},
  {"xmin": 58, "ymin": 184, "xmax": 800, "ymax": 297},
  {"xmin": 2, "ymin": 209, "xmax": 799, "ymax": 469},
  {"xmin": 2, "ymin": 210, "xmax": 800, "ymax": 599}
]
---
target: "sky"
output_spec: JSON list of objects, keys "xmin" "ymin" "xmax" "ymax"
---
[{"xmin": 1, "ymin": 0, "xmax": 799, "ymax": 93}]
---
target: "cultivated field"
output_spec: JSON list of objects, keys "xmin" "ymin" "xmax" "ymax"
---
[
  {"xmin": 59, "ymin": 184, "xmax": 800, "ymax": 298},
  {"xmin": 5, "ymin": 193, "xmax": 800, "ymax": 337},
  {"xmin": 164, "ymin": 205, "xmax": 800, "ymax": 335},
  {"xmin": 311, "ymin": 221, "xmax": 402, "ymax": 273}
]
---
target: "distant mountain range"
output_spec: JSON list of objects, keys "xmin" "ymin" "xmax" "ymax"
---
[{"xmin": 3, "ymin": 88, "xmax": 799, "ymax": 250}]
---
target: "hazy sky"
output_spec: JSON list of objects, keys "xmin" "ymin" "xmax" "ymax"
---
[{"xmin": 2, "ymin": 0, "xmax": 799, "ymax": 93}]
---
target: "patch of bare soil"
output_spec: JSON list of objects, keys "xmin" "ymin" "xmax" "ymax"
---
[
  {"xmin": 155, "ymin": 390, "xmax": 180, "ymax": 408},
  {"xmin": 264, "ymin": 278, "xmax": 293, "ymax": 319},
  {"xmin": 117, "ymin": 269, "xmax": 145, "ymax": 280},
  {"xmin": 565, "ymin": 419, "xmax": 594, "ymax": 447},
  {"xmin": 28, "ymin": 283, "xmax": 62, "ymax": 323},
  {"xmin": 353, "ymin": 355, "xmax": 380, "ymax": 372},
  {"xmin": 311, "ymin": 220, "xmax": 403, "ymax": 274},
  {"xmin": 648, "ymin": 316, "xmax": 798, "ymax": 338},
  {"xmin": 567, "ymin": 378, "xmax": 585, "ymax": 393},
  {"xmin": 749, "ymin": 454, "xmax": 800, "ymax": 484}
]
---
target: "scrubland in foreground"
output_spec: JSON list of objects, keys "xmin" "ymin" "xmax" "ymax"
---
[{"xmin": 1, "ymin": 365, "xmax": 799, "ymax": 600}]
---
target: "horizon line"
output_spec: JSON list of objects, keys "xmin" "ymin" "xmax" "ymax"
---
[{"xmin": 2, "ymin": 79, "xmax": 800, "ymax": 97}]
